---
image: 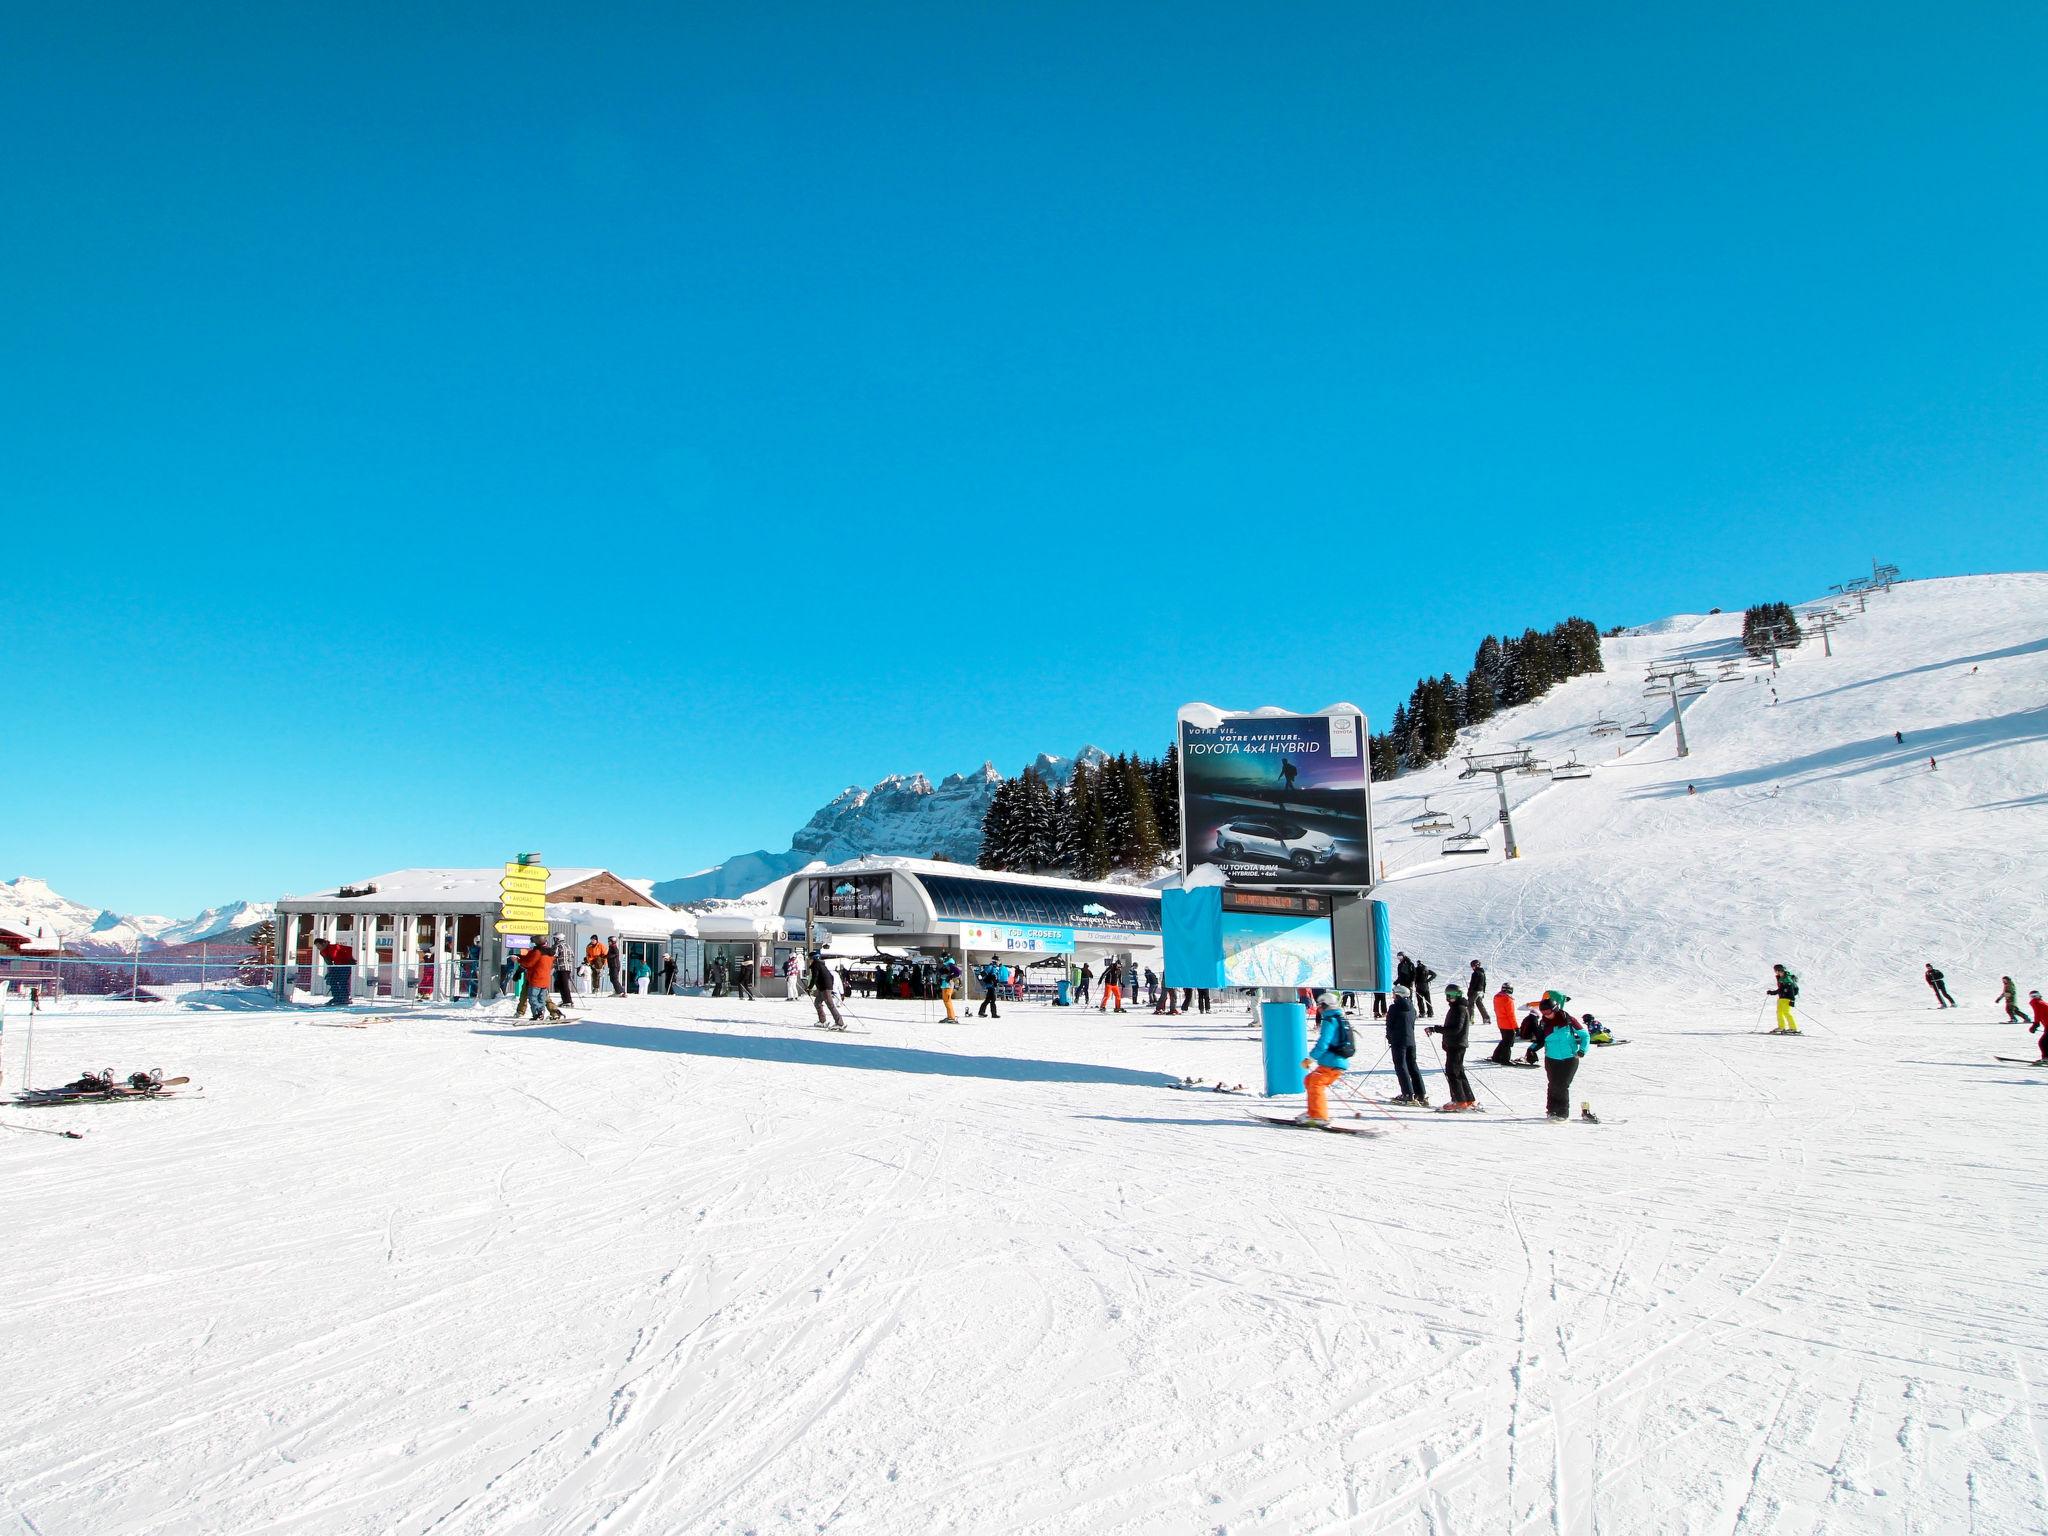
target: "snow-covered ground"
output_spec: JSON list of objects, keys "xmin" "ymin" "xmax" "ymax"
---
[{"xmin": 3, "ymin": 574, "xmax": 2045, "ymax": 1534}]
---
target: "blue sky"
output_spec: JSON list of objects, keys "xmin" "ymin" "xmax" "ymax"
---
[{"xmin": 6, "ymin": 3, "xmax": 2045, "ymax": 915}]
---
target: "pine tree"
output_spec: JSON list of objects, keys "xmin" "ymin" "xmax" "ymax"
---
[
  {"xmin": 1148, "ymin": 745, "xmax": 1182, "ymax": 856},
  {"xmin": 1049, "ymin": 784, "xmax": 1076, "ymax": 872},
  {"xmin": 978, "ymin": 778, "xmax": 1018, "ymax": 869},
  {"xmin": 1075, "ymin": 767, "xmax": 1113, "ymax": 881},
  {"xmin": 1016, "ymin": 767, "xmax": 1058, "ymax": 873},
  {"xmin": 1121, "ymin": 755, "xmax": 1164, "ymax": 872},
  {"xmin": 1466, "ymin": 635, "xmax": 1503, "ymax": 723},
  {"xmin": 1097, "ymin": 754, "xmax": 1133, "ymax": 868}
]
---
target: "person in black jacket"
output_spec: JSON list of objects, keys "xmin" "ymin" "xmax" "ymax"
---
[
  {"xmin": 1413, "ymin": 959, "xmax": 1436, "ymax": 1018},
  {"xmin": 1467, "ymin": 960, "xmax": 1487, "ymax": 1013},
  {"xmin": 1395, "ymin": 952, "xmax": 1415, "ymax": 992},
  {"xmin": 1923, "ymin": 962, "xmax": 1954, "ymax": 1008},
  {"xmin": 1426, "ymin": 984, "xmax": 1478, "ymax": 1109},
  {"xmin": 1385, "ymin": 985, "xmax": 1426, "ymax": 1105}
]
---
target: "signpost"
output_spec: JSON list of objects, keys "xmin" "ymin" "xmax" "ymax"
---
[{"xmin": 497, "ymin": 855, "xmax": 550, "ymax": 940}]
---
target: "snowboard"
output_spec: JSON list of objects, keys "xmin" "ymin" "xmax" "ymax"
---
[
  {"xmin": 1246, "ymin": 1113, "xmax": 1379, "ymax": 1137},
  {"xmin": 14, "ymin": 1076, "xmax": 193, "ymax": 1108}
]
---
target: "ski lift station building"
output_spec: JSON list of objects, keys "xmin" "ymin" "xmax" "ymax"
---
[
  {"xmin": 271, "ymin": 867, "xmax": 701, "ymax": 1002},
  {"xmin": 774, "ymin": 857, "xmax": 1163, "ymax": 994}
]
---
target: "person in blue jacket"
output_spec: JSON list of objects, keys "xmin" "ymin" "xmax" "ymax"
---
[
  {"xmin": 1537, "ymin": 997, "xmax": 1590, "ymax": 1119},
  {"xmin": 1295, "ymin": 991, "xmax": 1354, "ymax": 1126}
]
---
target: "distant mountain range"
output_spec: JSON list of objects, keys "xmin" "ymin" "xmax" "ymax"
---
[
  {"xmin": 6, "ymin": 747, "xmax": 1111, "ymax": 940},
  {"xmin": 651, "ymin": 747, "xmax": 1109, "ymax": 906},
  {"xmin": 0, "ymin": 877, "xmax": 271, "ymax": 955}
]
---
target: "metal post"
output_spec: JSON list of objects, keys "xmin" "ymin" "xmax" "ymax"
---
[
  {"xmin": 132, "ymin": 935, "xmax": 141, "ymax": 1002},
  {"xmin": 1668, "ymin": 678, "xmax": 1690, "ymax": 759},
  {"xmin": 1494, "ymin": 772, "xmax": 1519, "ymax": 859}
]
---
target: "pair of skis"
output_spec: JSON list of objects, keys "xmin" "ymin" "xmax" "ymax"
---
[{"xmin": 13, "ymin": 1071, "xmax": 194, "ymax": 1108}]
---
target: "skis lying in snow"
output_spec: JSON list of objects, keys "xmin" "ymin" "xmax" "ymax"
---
[
  {"xmin": 1994, "ymin": 1057, "xmax": 2047, "ymax": 1065},
  {"xmin": 1170, "ymin": 1078, "xmax": 1247, "ymax": 1095},
  {"xmin": 1246, "ymin": 1113, "xmax": 1379, "ymax": 1137},
  {"xmin": 13, "ymin": 1071, "xmax": 194, "ymax": 1108}
]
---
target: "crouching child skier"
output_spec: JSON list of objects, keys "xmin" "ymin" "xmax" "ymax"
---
[{"xmin": 1295, "ymin": 992, "xmax": 1356, "ymax": 1127}]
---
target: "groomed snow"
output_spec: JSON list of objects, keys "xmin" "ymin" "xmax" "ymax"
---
[{"xmin": 2, "ymin": 574, "xmax": 2045, "ymax": 1534}]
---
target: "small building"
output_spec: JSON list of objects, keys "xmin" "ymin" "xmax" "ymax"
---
[
  {"xmin": 272, "ymin": 868, "xmax": 696, "ymax": 1002},
  {"xmin": 774, "ymin": 857, "xmax": 1163, "ymax": 995}
]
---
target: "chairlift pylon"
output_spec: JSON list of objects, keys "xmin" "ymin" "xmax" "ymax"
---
[{"xmin": 1441, "ymin": 815, "xmax": 1490, "ymax": 856}]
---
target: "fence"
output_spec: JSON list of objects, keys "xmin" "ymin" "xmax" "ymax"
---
[{"xmin": 0, "ymin": 950, "xmax": 277, "ymax": 1001}]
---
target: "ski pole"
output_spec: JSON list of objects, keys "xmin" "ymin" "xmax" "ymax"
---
[{"xmin": 1, "ymin": 1121, "xmax": 83, "ymax": 1140}]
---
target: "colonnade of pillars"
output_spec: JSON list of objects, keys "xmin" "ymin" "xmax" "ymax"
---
[{"xmin": 274, "ymin": 911, "xmax": 489, "ymax": 1002}]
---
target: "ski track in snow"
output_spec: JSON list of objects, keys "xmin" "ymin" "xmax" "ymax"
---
[{"xmin": 2, "ymin": 575, "xmax": 2046, "ymax": 1535}]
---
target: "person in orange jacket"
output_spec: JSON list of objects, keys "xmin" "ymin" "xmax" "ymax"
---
[
  {"xmin": 1490, "ymin": 982, "xmax": 1519, "ymax": 1064},
  {"xmin": 517, "ymin": 944, "xmax": 562, "ymax": 1022},
  {"xmin": 584, "ymin": 938, "xmax": 608, "ymax": 994}
]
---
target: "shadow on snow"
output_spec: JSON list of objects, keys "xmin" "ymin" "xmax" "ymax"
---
[{"xmin": 480, "ymin": 1020, "xmax": 1178, "ymax": 1088}]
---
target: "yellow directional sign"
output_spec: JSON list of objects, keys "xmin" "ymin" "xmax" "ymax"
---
[{"xmin": 497, "ymin": 858, "xmax": 552, "ymax": 935}]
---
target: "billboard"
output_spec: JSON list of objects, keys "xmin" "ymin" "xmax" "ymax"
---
[{"xmin": 1179, "ymin": 711, "xmax": 1372, "ymax": 887}]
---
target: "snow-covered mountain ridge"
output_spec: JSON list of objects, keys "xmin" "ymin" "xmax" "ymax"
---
[
  {"xmin": 0, "ymin": 877, "xmax": 271, "ymax": 954},
  {"xmin": 652, "ymin": 747, "xmax": 1111, "ymax": 905}
]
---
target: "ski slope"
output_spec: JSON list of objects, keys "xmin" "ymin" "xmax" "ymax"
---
[{"xmin": 2, "ymin": 575, "xmax": 2046, "ymax": 1535}]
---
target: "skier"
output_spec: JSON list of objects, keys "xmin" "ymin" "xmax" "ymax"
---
[
  {"xmin": 1490, "ymin": 981, "xmax": 1519, "ymax": 1064},
  {"xmin": 809, "ymin": 951, "xmax": 846, "ymax": 1029},
  {"xmin": 1075, "ymin": 961, "xmax": 1093, "ymax": 1006},
  {"xmin": 2030, "ymin": 991, "xmax": 2048, "ymax": 1060},
  {"xmin": 1767, "ymin": 963, "xmax": 1800, "ymax": 1034},
  {"xmin": 1384, "ymin": 984, "xmax": 1426, "ymax": 1106},
  {"xmin": 1413, "ymin": 959, "xmax": 1436, "ymax": 1018},
  {"xmin": 1894, "ymin": 730, "xmax": 1903, "ymax": 744},
  {"xmin": 1536, "ymin": 997, "xmax": 1590, "ymax": 1119},
  {"xmin": 1467, "ymin": 960, "xmax": 1487, "ymax": 1016},
  {"xmin": 1099, "ymin": 958, "xmax": 1126, "ymax": 1014},
  {"xmin": 1923, "ymin": 962, "xmax": 1954, "ymax": 1008},
  {"xmin": 1294, "ymin": 992, "xmax": 1354, "ymax": 1127},
  {"xmin": 516, "ymin": 943, "xmax": 561, "ymax": 1022},
  {"xmin": 552, "ymin": 935, "xmax": 575, "ymax": 1012},
  {"xmin": 1425, "ymin": 984, "xmax": 1478, "ymax": 1110},
  {"xmin": 1395, "ymin": 952, "xmax": 1415, "ymax": 996},
  {"xmin": 1997, "ymin": 975, "xmax": 2029, "ymax": 1026},
  {"xmin": 977, "ymin": 959, "xmax": 1003, "ymax": 1019}
]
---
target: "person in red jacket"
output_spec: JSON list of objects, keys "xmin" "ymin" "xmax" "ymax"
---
[
  {"xmin": 2029, "ymin": 990, "xmax": 2048, "ymax": 1060},
  {"xmin": 517, "ymin": 945, "xmax": 562, "ymax": 1022},
  {"xmin": 315, "ymin": 938, "xmax": 356, "ymax": 1006},
  {"xmin": 1490, "ymin": 982, "xmax": 1519, "ymax": 1065}
]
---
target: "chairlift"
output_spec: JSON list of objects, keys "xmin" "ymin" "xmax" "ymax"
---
[
  {"xmin": 1589, "ymin": 717, "xmax": 1621, "ymax": 737},
  {"xmin": 1623, "ymin": 716, "xmax": 1659, "ymax": 739},
  {"xmin": 1441, "ymin": 816, "xmax": 1490, "ymax": 856},
  {"xmin": 1408, "ymin": 795, "xmax": 1454, "ymax": 835},
  {"xmin": 1551, "ymin": 753, "xmax": 1593, "ymax": 781}
]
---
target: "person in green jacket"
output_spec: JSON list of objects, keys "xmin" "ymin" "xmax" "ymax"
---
[
  {"xmin": 1997, "ymin": 975, "xmax": 2029, "ymax": 1026},
  {"xmin": 1768, "ymin": 964, "xmax": 1800, "ymax": 1034}
]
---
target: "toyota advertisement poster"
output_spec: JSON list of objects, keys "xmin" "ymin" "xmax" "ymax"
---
[{"xmin": 1179, "ymin": 711, "xmax": 1373, "ymax": 887}]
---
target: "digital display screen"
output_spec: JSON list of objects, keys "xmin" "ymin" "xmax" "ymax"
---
[{"xmin": 1220, "ymin": 909, "xmax": 1335, "ymax": 988}]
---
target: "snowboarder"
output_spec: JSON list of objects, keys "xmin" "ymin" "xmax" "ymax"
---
[
  {"xmin": 1490, "ymin": 982, "xmax": 1519, "ymax": 1064},
  {"xmin": 1413, "ymin": 959, "xmax": 1436, "ymax": 1018},
  {"xmin": 1997, "ymin": 975, "xmax": 2029, "ymax": 1026},
  {"xmin": 1384, "ymin": 985, "xmax": 1426, "ymax": 1106},
  {"xmin": 1584, "ymin": 1013, "xmax": 1613, "ymax": 1046},
  {"xmin": 1924, "ymin": 962, "xmax": 1954, "ymax": 1008},
  {"xmin": 2030, "ymin": 991, "xmax": 2048, "ymax": 1059},
  {"xmin": 1536, "ymin": 998, "xmax": 1590, "ymax": 1119},
  {"xmin": 1294, "ymin": 992, "xmax": 1354, "ymax": 1127},
  {"xmin": 1425, "ymin": 984, "xmax": 1478, "ymax": 1109},
  {"xmin": 809, "ymin": 952, "xmax": 845, "ymax": 1029},
  {"xmin": 1767, "ymin": 964, "xmax": 1800, "ymax": 1034}
]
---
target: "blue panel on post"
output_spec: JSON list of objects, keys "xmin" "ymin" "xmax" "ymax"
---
[
  {"xmin": 1161, "ymin": 887, "xmax": 1226, "ymax": 990},
  {"xmin": 1370, "ymin": 899, "xmax": 1393, "ymax": 993},
  {"xmin": 1260, "ymin": 1001, "xmax": 1308, "ymax": 1097}
]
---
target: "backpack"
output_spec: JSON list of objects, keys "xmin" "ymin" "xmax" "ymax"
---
[{"xmin": 1326, "ymin": 1010, "xmax": 1355, "ymax": 1060}]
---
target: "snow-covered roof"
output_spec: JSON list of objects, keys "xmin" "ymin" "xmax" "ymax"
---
[
  {"xmin": 279, "ymin": 868, "xmax": 672, "ymax": 912},
  {"xmin": 548, "ymin": 903, "xmax": 697, "ymax": 940},
  {"xmin": 800, "ymin": 855, "xmax": 1162, "ymax": 900}
]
